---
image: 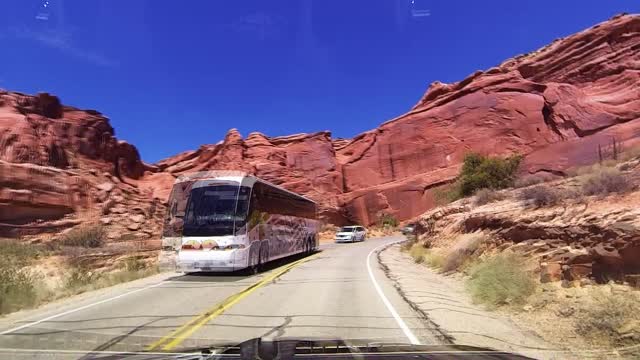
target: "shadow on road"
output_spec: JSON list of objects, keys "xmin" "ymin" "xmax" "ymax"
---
[{"xmin": 166, "ymin": 250, "xmax": 322, "ymax": 283}]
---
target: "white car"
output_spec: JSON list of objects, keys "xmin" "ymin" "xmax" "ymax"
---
[{"xmin": 335, "ymin": 226, "xmax": 366, "ymax": 243}]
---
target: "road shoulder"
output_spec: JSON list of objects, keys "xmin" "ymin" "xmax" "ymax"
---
[{"xmin": 379, "ymin": 244, "xmax": 567, "ymax": 359}]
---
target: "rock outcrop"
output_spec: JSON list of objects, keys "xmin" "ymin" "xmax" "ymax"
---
[
  {"xmin": 152, "ymin": 14, "xmax": 640, "ymax": 225},
  {"xmin": 412, "ymin": 157, "xmax": 640, "ymax": 284},
  {"xmin": 0, "ymin": 90, "xmax": 162, "ymax": 241},
  {"xmin": 0, "ymin": 14, "xmax": 639, "ymax": 239}
]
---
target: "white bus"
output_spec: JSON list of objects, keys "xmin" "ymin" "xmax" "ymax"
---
[{"xmin": 161, "ymin": 171, "xmax": 319, "ymax": 273}]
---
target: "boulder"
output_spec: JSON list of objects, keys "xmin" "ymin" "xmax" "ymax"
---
[
  {"xmin": 540, "ymin": 262, "xmax": 563, "ymax": 283},
  {"xmin": 130, "ymin": 214, "xmax": 145, "ymax": 223},
  {"xmin": 96, "ymin": 182, "xmax": 115, "ymax": 193},
  {"xmin": 127, "ymin": 223, "xmax": 141, "ymax": 231}
]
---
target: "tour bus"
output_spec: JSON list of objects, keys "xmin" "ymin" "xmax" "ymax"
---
[{"xmin": 161, "ymin": 171, "xmax": 319, "ymax": 273}]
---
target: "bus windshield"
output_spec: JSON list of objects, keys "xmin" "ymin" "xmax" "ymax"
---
[{"xmin": 182, "ymin": 185, "xmax": 250, "ymax": 237}]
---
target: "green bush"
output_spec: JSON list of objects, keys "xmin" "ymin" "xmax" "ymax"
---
[
  {"xmin": 60, "ymin": 224, "xmax": 105, "ymax": 248},
  {"xmin": 458, "ymin": 153, "xmax": 522, "ymax": 196},
  {"xmin": 466, "ymin": 252, "xmax": 536, "ymax": 308},
  {"xmin": 432, "ymin": 183, "xmax": 462, "ymax": 205},
  {"xmin": 378, "ymin": 213, "xmax": 398, "ymax": 228}
]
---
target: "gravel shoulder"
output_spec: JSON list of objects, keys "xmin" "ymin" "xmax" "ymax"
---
[{"xmin": 379, "ymin": 243, "xmax": 568, "ymax": 360}]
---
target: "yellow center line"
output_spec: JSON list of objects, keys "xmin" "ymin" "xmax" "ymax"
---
[{"xmin": 146, "ymin": 253, "xmax": 320, "ymax": 352}]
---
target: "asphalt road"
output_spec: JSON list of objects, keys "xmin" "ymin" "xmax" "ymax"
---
[{"xmin": 0, "ymin": 236, "xmax": 442, "ymax": 359}]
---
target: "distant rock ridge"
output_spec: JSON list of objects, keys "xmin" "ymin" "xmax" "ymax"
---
[
  {"xmin": 152, "ymin": 14, "xmax": 640, "ymax": 225},
  {"xmin": 0, "ymin": 14, "xmax": 639, "ymax": 237}
]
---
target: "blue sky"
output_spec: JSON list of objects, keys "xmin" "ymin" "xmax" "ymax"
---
[{"xmin": 1, "ymin": 1, "xmax": 638, "ymax": 163}]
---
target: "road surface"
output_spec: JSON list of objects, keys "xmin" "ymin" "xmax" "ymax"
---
[{"xmin": 0, "ymin": 236, "xmax": 443, "ymax": 359}]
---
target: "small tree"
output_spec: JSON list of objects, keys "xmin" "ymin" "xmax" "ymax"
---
[
  {"xmin": 378, "ymin": 212, "xmax": 398, "ymax": 228},
  {"xmin": 458, "ymin": 153, "xmax": 523, "ymax": 196}
]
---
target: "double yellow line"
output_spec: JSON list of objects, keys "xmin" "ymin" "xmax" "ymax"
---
[{"xmin": 146, "ymin": 253, "xmax": 319, "ymax": 351}]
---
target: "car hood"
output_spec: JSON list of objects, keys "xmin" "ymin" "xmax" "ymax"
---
[{"xmin": 86, "ymin": 337, "xmax": 536, "ymax": 359}]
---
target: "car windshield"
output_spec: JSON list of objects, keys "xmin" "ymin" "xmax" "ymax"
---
[{"xmin": 2, "ymin": 1, "xmax": 639, "ymax": 359}]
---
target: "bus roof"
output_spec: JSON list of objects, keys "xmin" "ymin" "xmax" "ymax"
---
[{"xmin": 173, "ymin": 171, "xmax": 317, "ymax": 204}]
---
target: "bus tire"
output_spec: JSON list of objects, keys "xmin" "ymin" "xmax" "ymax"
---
[
  {"xmin": 306, "ymin": 236, "xmax": 314, "ymax": 255},
  {"xmin": 249, "ymin": 243, "xmax": 262, "ymax": 275}
]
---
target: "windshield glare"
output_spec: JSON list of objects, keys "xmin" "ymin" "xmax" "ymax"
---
[{"xmin": 183, "ymin": 185, "xmax": 249, "ymax": 237}]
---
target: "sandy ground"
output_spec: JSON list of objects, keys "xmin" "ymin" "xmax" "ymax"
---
[{"xmin": 379, "ymin": 244, "xmax": 568, "ymax": 359}]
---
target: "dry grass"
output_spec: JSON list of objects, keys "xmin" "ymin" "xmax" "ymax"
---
[
  {"xmin": 60, "ymin": 224, "xmax": 106, "ymax": 248},
  {"xmin": 407, "ymin": 243, "xmax": 445, "ymax": 269},
  {"xmin": 0, "ymin": 238, "xmax": 159, "ymax": 315},
  {"xmin": 408, "ymin": 243, "xmax": 428, "ymax": 264},
  {"xmin": 581, "ymin": 168, "xmax": 632, "ymax": 196},
  {"xmin": 441, "ymin": 233, "xmax": 487, "ymax": 272},
  {"xmin": 575, "ymin": 288, "xmax": 640, "ymax": 346},
  {"xmin": 473, "ymin": 189, "xmax": 506, "ymax": 206},
  {"xmin": 520, "ymin": 185, "xmax": 561, "ymax": 207},
  {"xmin": 62, "ymin": 256, "xmax": 158, "ymax": 296},
  {"xmin": 0, "ymin": 240, "xmax": 47, "ymax": 315},
  {"xmin": 466, "ymin": 252, "xmax": 537, "ymax": 309}
]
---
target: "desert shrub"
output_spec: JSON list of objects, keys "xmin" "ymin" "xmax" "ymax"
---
[
  {"xmin": 64, "ymin": 263, "xmax": 158, "ymax": 296},
  {"xmin": 520, "ymin": 185, "xmax": 560, "ymax": 207},
  {"xmin": 458, "ymin": 153, "xmax": 522, "ymax": 196},
  {"xmin": 473, "ymin": 188, "xmax": 505, "ymax": 206},
  {"xmin": 0, "ymin": 241, "xmax": 46, "ymax": 314},
  {"xmin": 60, "ymin": 224, "xmax": 105, "ymax": 248},
  {"xmin": 466, "ymin": 252, "xmax": 536, "ymax": 308},
  {"xmin": 408, "ymin": 243, "xmax": 427, "ymax": 263},
  {"xmin": 581, "ymin": 169, "xmax": 632, "ymax": 196},
  {"xmin": 442, "ymin": 233, "xmax": 487, "ymax": 272},
  {"xmin": 575, "ymin": 290, "xmax": 640, "ymax": 345},
  {"xmin": 0, "ymin": 240, "xmax": 42, "ymax": 266},
  {"xmin": 408, "ymin": 243, "xmax": 444, "ymax": 269},
  {"xmin": 122, "ymin": 256, "xmax": 147, "ymax": 272},
  {"xmin": 0, "ymin": 262, "xmax": 40, "ymax": 314},
  {"xmin": 423, "ymin": 252, "xmax": 445, "ymax": 269},
  {"xmin": 378, "ymin": 213, "xmax": 398, "ymax": 229},
  {"xmin": 64, "ymin": 267, "xmax": 101, "ymax": 291},
  {"xmin": 432, "ymin": 183, "xmax": 462, "ymax": 205}
]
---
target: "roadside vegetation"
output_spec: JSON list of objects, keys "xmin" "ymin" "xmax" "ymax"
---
[
  {"xmin": 0, "ymin": 240, "xmax": 47, "ymax": 314},
  {"xmin": 574, "ymin": 288, "xmax": 640, "ymax": 347},
  {"xmin": 473, "ymin": 188, "xmax": 506, "ymax": 206},
  {"xmin": 0, "ymin": 231, "xmax": 158, "ymax": 316},
  {"xmin": 466, "ymin": 252, "xmax": 537, "ymax": 309},
  {"xmin": 519, "ymin": 185, "xmax": 560, "ymax": 207},
  {"xmin": 433, "ymin": 152, "xmax": 522, "ymax": 205}
]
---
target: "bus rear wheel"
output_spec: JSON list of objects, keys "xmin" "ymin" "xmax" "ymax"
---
[{"xmin": 250, "ymin": 244, "xmax": 263, "ymax": 275}]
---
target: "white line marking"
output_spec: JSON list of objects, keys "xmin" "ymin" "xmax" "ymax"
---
[
  {"xmin": 366, "ymin": 240, "xmax": 421, "ymax": 345},
  {"xmin": 1, "ymin": 281, "xmax": 167, "ymax": 335}
]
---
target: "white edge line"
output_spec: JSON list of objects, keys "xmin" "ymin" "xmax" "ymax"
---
[
  {"xmin": 366, "ymin": 240, "xmax": 421, "ymax": 345},
  {"xmin": 0, "ymin": 281, "xmax": 167, "ymax": 335}
]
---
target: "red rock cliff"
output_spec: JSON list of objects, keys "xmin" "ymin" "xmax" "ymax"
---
[
  {"xmin": 153, "ymin": 14, "xmax": 640, "ymax": 225},
  {"xmin": 1, "ymin": 14, "xmax": 639, "ymax": 235}
]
